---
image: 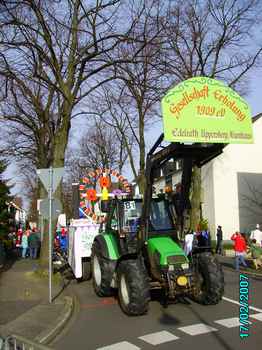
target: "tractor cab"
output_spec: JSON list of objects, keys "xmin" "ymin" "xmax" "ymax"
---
[{"xmin": 105, "ymin": 196, "xmax": 180, "ymax": 252}]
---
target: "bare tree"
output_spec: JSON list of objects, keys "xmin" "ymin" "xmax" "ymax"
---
[
  {"xmin": 0, "ymin": 0, "xmax": 138, "ymax": 168},
  {"xmin": 67, "ymin": 119, "xmax": 128, "ymax": 180},
  {"xmin": 85, "ymin": 0, "xmax": 167, "ymax": 192},
  {"xmin": 160, "ymin": 0, "xmax": 262, "ymax": 90},
  {"xmin": 0, "ymin": 0, "xmax": 139, "ymax": 268},
  {"xmin": 63, "ymin": 119, "xmax": 128, "ymax": 214}
]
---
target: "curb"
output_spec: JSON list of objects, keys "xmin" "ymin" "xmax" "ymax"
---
[{"xmin": 35, "ymin": 296, "xmax": 74, "ymax": 345}]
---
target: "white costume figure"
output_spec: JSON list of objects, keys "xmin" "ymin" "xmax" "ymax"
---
[
  {"xmin": 184, "ymin": 231, "xmax": 195, "ymax": 256},
  {"xmin": 250, "ymin": 224, "xmax": 262, "ymax": 247}
]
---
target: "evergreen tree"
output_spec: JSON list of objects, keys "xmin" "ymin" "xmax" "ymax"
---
[{"xmin": 0, "ymin": 160, "xmax": 12, "ymax": 237}]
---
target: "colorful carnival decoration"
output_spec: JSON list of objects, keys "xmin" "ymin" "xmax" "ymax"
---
[
  {"xmin": 86, "ymin": 188, "xmax": 97, "ymax": 202},
  {"xmin": 99, "ymin": 176, "xmax": 110, "ymax": 189},
  {"xmin": 101, "ymin": 187, "xmax": 109, "ymax": 201},
  {"xmin": 79, "ymin": 168, "xmax": 132, "ymax": 222}
]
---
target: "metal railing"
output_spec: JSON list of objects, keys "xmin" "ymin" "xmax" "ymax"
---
[{"xmin": 0, "ymin": 335, "xmax": 53, "ymax": 350}]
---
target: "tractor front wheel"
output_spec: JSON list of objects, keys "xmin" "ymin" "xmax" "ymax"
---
[
  {"xmin": 192, "ymin": 252, "xmax": 224, "ymax": 305},
  {"xmin": 117, "ymin": 259, "xmax": 150, "ymax": 316}
]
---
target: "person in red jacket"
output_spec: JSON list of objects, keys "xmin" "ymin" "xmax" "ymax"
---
[{"xmin": 231, "ymin": 231, "xmax": 248, "ymax": 271}]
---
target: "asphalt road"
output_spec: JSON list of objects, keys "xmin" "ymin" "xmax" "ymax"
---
[{"xmin": 52, "ymin": 268, "xmax": 262, "ymax": 350}]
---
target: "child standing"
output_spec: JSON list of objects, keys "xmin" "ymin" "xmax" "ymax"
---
[{"xmin": 21, "ymin": 231, "xmax": 28, "ymax": 259}]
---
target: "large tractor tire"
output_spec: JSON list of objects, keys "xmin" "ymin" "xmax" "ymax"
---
[
  {"xmin": 91, "ymin": 241, "xmax": 115, "ymax": 297},
  {"xmin": 192, "ymin": 252, "xmax": 224, "ymax": 305},
  {"xmin": 117, "ymin": 258, "xmax": 150, "ymax": 316},
  {"xmin": 82, "ymin": 258, "xmax": 91, "ymax": 281}
]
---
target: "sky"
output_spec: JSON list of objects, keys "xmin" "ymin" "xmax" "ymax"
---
[{"xmin": 245, "ymin": 68, "xmax": 262, "ymax": 117}]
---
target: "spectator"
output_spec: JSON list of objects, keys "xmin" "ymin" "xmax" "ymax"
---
[
  {"xmin": 25, "ymin": 228, "xmax": 31, "ymax": 257},
  {"xmin": 60, "ymin": 228, "xmax": 68, "ymax": 256},
  {"xmin": 250, "ymin": 224, "xmax": 262, "ymax": 247},
  {"xmin": 21, "ymin": 231, "xmax": 28, "ymax": 259},
  {"xmin": 231, "ymin": 231, "xmax": 247, "ymax": 271},
  {"xmin": 196, "ymin": 229, "xmax": 210, "ymax": 248},
  {"xmin": 15, "ymin": 228, "xmax": 23, "ymax": 257},
  {"xmin": 28, "ymin": 230, "xmax": 40, "ymax": 259},
  {"xmin": 247, "ymin": 239, "xmax": 262, "ymax": 270},
  {"xmin": 216, "ymin": 225, "xmax": 223, "ymax": 254}
]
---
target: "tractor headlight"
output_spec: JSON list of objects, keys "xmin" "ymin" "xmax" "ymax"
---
[
  {"xmin": 177, "ymin": 275, "xmax": 188, "ymax": 286},
  {"xmin": 181, "ymin": 263, "xmax": 189, "ymax": 270}
]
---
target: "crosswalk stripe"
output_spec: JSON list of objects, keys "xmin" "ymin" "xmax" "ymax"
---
[
  {"xmin": 178, "ymin": 323, "xmax": 218, "ymax": 336},
  {"xmin": 214, "ymin": 317, "xmax": 243, "ymax": 328},
  {"xmin": 250, "ymin": 313, "xmax": 262, "ymax": 321},
  {"xmin": 96, "ymin": 341, "xmax": 140, "ymax": 350},
  {"xmin": 139, "ymin": 330, "xmax": 179, "ymax": 345}
]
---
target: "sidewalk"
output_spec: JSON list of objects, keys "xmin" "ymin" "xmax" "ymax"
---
[
  {"xmin": 0, "ymin": 255, "xmax": 74, "ymax": 346},
  {"xmin": 216, "ymin": 253, "xmax": 262, "ymax": 278}
]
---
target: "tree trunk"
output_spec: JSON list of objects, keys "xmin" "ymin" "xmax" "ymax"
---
[
  {"xmin": 138, "ymin": 106, "xmax": 146, "ymax": 194},
  {"xmin": 38, "ymin": 116, "xmax": 71, "ymax": 269},
  {"xmin": 190, "ymin": 166, "xmax": 201, "ymax": 231},
  {"xmin": 53, "ymin": 116, "xmax": 71, "ymax": 203},
  {"xmin": 137, "ymin": 170, "xmax": 146, "ymax": 195},
  {"xmin": 38, "ymin": 181, "xmax": 49, "ymax": 269}
]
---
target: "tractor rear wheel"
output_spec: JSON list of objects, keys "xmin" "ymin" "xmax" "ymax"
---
[
  {"xmin": 91, "ymin": 241, "xmax": 114, "ymax": 297},
  {"xmin": 117, "ymin": 259, "xmax": 150, "ymax": 316},
  {"xmin": 192, "ymin": 252, "xmax": 224, "ymax": 305}
]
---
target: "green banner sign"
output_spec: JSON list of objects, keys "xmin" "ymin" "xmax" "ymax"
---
[{"xmin": 161, "ymin": 77, "xmax": 253, "ymax": 144}]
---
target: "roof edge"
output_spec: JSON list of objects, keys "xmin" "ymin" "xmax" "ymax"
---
[{"xmin": 252, "ymin": 113, "xmax": 262, "ymax": 123}]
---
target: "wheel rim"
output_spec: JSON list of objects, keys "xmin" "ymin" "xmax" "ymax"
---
[
  {"xmin": 93, "ymin": 255, "xmax": 101, "ymax": 286},
  {"xmin": 120, "ymin": 274, "xmax": 130, "ymax": 305}
]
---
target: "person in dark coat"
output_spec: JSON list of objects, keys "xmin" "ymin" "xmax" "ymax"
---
[
  {"xmin": 28, "ymin": 230, "xmax": 40, "ymax": 259},
  {"xmin": 216, "ymin": 225, "xmax": 223, "ymax": 254}
]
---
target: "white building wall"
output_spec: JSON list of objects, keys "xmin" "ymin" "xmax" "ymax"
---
[{"xmin": 202, "ymin": 117, "xmax": 262, "ymax": 240}]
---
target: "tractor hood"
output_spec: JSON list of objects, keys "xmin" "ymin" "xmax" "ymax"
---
[{"xmin": 147, "ymin": 236, "xmax": 188, "ymax": 266}]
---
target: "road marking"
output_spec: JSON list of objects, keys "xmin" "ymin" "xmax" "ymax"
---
[
  {"xmin": 222, "ymin": 296, "xmax": 262, "ymax": 313},
  {"xmin": 96, "ymin": 341, "xmax": 140, "ymax": 350},
  {"xmin": 177, "ymin": 323, "xmax": 217, "ymax": 336},
  {"xmin": 139, "ymin": 331, "xmax": 179, "ymax": 345},
  {"xmin": 250, "ymin": 313, "xmax": 262, "ymax": 321},
  {"xmin": 214, "ymin": 317, "xmax": 252, "ymax": 328}
]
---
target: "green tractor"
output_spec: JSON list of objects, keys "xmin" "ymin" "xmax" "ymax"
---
[{"xmin": 91, "ymin": 134, "xmax": 225, "ymax": 315}]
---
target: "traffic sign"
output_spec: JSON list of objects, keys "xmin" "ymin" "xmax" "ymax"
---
[
  {"xmin": 37, "ymin": 167, "xmax": 64, "ymax": 193},
  {"xmin": 39, "ymin": 198, "xmax": 62, "ymax": 219}
]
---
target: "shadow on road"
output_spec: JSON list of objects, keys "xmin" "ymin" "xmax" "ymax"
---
[{"xmin": 158, "ymin": 310, "xmax": 181, "ymax": 325}]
